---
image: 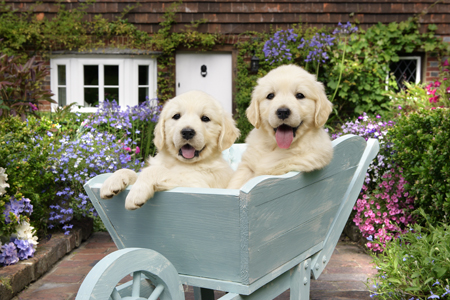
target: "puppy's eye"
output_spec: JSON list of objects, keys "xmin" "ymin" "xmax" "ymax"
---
[
  {"xmin": 201, "ymin": 116, "xmax": 210, "ymax": 122},
  {"xmin": 266, "ymin": 93, "xmax": 275, "ymax": 100},
  {"xmin": 296, "ymin": 93, "xmax": 305, "ymax": 99},
  {"xmin": 172, "ymin": 113, "xmax": 181, "ymax": 120}
]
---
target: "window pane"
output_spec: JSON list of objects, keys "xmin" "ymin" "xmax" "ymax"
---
[
  {"xmin": 84, "ymin": 88, "xmax": 99, "ymax": 107},
  {"xmin": 105, "ymin": 88, "xmax": 119, "ymax": 101},
  {"xmin": 139, "ymin": 87, "xmax": 148, "ymax": 104},
  {"xmin": 104, "ymin": 65, "xmax": 119, "ymax": 86},
  {"xmin": 390, "ymin": 59, "xmax": 418, "ymax": 91},
  {"xmin": 57, "ymin": 65, "xmax": 66, "ymax": 85},
  {"xmin": 139, "ymin": 65, "xmax": 149, "ymax": 85},
  {"xmin": 58, "ymin": 87, "xmax": 66, "ymax": 106},
  {"xmin": 84, "ymin": 65, "xmax": 99, "ymax": 85}
]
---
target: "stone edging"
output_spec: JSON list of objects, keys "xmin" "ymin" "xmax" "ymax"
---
[{"xmin": 0, "ymin": 221, "xmax": 92, "ymax": 300}]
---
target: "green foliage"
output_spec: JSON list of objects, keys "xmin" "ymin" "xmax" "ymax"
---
[
  {"xmin": 383, "ymin": 108, "xmax": 450, "ymax": 225},
  {"xmin": 0, "ymin": 54, "xmax": 55, "ymax": 120},
  {"xmin": 0, "ymin": 0, "xmax": 150, "ymax": 57},
  {"xmin": 0, "ymin": 116, "xmax": 64, "ymax": 237},
  {"xmin": 369, "ymin": 213, "xmax": 450, "ymax": 300},
  {"xmin": 384, "ymin": 82, "xmax": 431, "ymax": 117},
  {"xmin": 324, "ymin": 18, "xmax": 447, "ymax": 119}
]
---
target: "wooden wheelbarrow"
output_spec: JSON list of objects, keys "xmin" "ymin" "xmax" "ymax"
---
[{"xmin": 76, "ymin": 134, "xmax": 379, "ymax": 300}]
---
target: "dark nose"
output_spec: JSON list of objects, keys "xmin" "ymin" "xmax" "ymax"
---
[
  {"xmin": 181, "ymin": 128, "xmax": 196, "ymax": 140},
  {"xmin": 276, "ymin": 108, "xmax": 291, "ymax": 120}
]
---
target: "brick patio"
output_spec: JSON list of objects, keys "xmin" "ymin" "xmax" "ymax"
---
[{"xmin": 11, "ymin": 232, "xmax": 376, "ymax": 300}]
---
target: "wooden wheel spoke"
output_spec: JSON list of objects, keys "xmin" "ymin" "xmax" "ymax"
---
[
  {"xmin": 111, "ymin": 287, "xmax": 122, "ymax": 300},
  {"xmin": 132, "ymin": 271, "xmax": 142, "ymax": 297},
  {"xmin": 148, "ymin": 284, "xmax": 165, "ymax": 300}
]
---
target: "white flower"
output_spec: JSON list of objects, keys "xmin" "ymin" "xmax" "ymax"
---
[
  {"xmin": 13, "ymin": 221, "xmax": 39, "ymax": 246},
  {"xmin": 0, "ymin": 167, "xmax": 10, "ymax": 196}
]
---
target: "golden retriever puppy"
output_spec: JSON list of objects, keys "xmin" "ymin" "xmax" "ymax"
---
[
  {"xmin": 227, "ymin": 64, "xmax": 333, "ymax": 189},
  {"xmin": 100, "ymin": 90, "xmax": 240, "ymax": 210}
]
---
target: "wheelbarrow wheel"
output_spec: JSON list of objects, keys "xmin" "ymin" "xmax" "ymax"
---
[{"xmin": 76, "ymin": 248, "xmax": 185, "ymax": 300}]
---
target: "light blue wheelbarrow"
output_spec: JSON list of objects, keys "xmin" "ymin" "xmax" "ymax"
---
[{"xmin": 77, "ymin": 134, "xmax": 379, "ymax": 300}]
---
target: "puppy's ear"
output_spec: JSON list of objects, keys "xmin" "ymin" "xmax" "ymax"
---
[
  {"xmin": 219, "ymin": 113, "xmax": 240, "ymax": 150},
  {"xmin": 246, "ymin": 92, "xmax": 261, "ymax": 128},
  {"xmin": 314, "ymin": 82, "xmax": 333, "ymax": 128},
  {"xmin": 153, "ymin": 107, "xmax": 167, "ymax": 151}
]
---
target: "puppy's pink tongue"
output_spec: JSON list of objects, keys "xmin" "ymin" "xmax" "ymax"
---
[
  {"xmin": 275, "ymin": 125, "xmax": 293, "ymax": 149},
  {"xmin": 181, "ymin": 145, "xmax": 196, "ymax": 159}
]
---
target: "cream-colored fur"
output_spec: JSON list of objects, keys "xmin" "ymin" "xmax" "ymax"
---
[
  {"xmin": 100, "ymin": 90, "xmax": 240, "ymax": 210},
  {"xmin": 227, "ymin": 64, "xmax": 333, "ymax": 189}
]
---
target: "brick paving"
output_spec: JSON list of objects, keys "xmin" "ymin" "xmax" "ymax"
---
[{"xmin": 13, "ymin": 233, "xmax": 376, "ymax": 300}]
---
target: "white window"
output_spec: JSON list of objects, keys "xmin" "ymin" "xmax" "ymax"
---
[
  {"xmin": 50, "ymin": 55, "xmax": 157, "ymax": 112},
  {"xmin": 389, "ymin": 56, "xmax": 422, "ymax": 91}
]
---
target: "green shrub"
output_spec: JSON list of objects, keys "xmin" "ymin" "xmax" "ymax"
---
[
  {"xmin": 383, "ymin": 108, "xmax": 450, "ymax": 225},
  {"xmin": 0, "ymin": 116, "xmax": 62, "ymax": 237},
  {"xmin": 369, "ymin": 211, "xmax": 450, "ymax": 299}
]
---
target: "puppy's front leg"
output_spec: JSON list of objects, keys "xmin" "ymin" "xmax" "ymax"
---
[
  {"xmin": 124, "ymin": 166, "xmax": 161, "ymax": 210},
  {"xmin": 227, "ymin": 164, "xmax": 255, "ymax": 189},
  {"xmin": 100, "ymin": 169, "xmax": 138, "ymax": 199}
]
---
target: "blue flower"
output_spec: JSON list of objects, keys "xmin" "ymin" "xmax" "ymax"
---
[{"xmin": 428, "ymin": 291, "xmax": 440, "ymax": 299}]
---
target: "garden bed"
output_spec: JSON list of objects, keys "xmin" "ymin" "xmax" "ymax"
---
[{"xmin": 0, "ymin": 219, "xmax": 92, "ymax": 300}]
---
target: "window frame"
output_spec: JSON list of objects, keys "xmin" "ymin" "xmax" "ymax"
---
[
  {"xmin": 50, "ymin": 55, "xmax": 157, "ymax": 113},
  {"xmin": 387, "ymin": 56, "xmax": 422, "ymax": 91}
]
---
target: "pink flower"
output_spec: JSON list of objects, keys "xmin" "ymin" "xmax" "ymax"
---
[
  {"xmin": 434, "ymin": 81, "xmax": 442, "ymax": 88},
  {"xmin": 429, "ymin": 96, "xmax": 440, "ymax": 103},
  {"xmin": 443, "ymin": 59, "xmax": 449, "ymax": 67},
  {"xmin": 135, "ymin": 146, "xmax": 140, "ymax": 154},
  {"xmin": 29, "ymin": 103, "xmax": 38, "ymax": 111},
  {"xmin": 124, "ymin": 147, "xmax": 132, "ymax": 152}
]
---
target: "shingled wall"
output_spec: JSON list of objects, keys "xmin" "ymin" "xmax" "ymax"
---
[{"xmin": 5, "ymin": 0, "xmax": 450, "ymax": 36}]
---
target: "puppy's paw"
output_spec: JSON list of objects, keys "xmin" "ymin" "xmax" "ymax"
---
[
  {"xmin": 100, "ymin": 170, "xmax": 137, "ymax": 199},
  {"xmin": 125, "ymin": 184, "xmax": 154, "ymax": 210}
]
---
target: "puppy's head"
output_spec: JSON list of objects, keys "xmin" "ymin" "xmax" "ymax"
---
[
  {"xmin": 154, "ymin": 91, "xmax": 239, "ymax": 163},
  {"xmin": 247, "ymin": 64, "xmax": 332, "ymax": 149}
]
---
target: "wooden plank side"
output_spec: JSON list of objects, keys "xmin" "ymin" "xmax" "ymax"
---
[
  {"xmin": 248, "ymin": 167, "xmax": 355, "ymax": 248},
  {"xmin": 240, "ymin": 135, "xmax": 366, "ymax": 204},
  {"xmin": 311, "ymin": 138, "xmax": 380, "ymax": 279},
  {"xmin": 248, "ymin": 206, "xmax": 337, "ymax": 283},
  {"xmin": 89, "ymin": 187, "xmax": 242, "ymax": 283}
]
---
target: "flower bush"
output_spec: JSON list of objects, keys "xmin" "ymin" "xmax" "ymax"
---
[
  {"xmin": 385, "ymin": 58, "xmax": 450, "ymax": 117},
  {"xmin": 333, "ymin": 113, "xmax": 417, "ymax": 252},
  {"xmin": 426, "ymin": 59, "xmax": 450, "ymax": 106},
  {"xmin": 0, "ymin": 168, "xmax": 38, "ymax": 266},
  {"xmin": 0, "ymin": 99, "xmax": 160, "ymax": 266},
  {"xmin": 47, "ymin": 99, "xmax": 160, "ymax": 232},
  {"xmin": 369, "ymin": 214, "xmax": 450, "ymax": 300}
]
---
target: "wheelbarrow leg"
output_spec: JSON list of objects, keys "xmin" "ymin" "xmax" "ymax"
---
[
  {"xmin": 289, "ymin": 258, "xmax": 312, "ymax": 300},
  {"xmin": 194, "ymin": 287, "xmax": 215, "ymax": 300}
]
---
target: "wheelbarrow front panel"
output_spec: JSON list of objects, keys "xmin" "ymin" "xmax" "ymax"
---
[{"xmin": 88, "ymin": 185, "xmax": 243, "ymax": 283}]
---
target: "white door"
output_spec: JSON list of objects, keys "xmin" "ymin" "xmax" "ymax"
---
[{"xmin": 176, "ymin": 52, "xmax": 233, "ymax": 114}]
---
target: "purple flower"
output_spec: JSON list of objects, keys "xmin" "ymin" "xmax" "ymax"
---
[
  {"xmin": 13, "ymin": 238, "xmax": 35, "ymax": 260},
  {"xmin": 0, "ymin": 242, "xmax": 19, "ymax": 266}
]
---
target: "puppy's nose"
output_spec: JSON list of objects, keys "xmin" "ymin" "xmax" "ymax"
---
[
  {"xmin": 181, "ymin": 128, "xmax": 196, "ymax": 140},
  {"xmin": 276, "ymin": 108, "xmax": 291, "ymax": 120}
]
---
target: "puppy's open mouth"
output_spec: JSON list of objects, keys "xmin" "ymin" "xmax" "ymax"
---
[
  {"xmin": 178, "ymin": 144, "xmax": 205, "ymax": 159},
  {"xmin": 273, "ymin": 122, "xmax": 303, "ymax": 149}
]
